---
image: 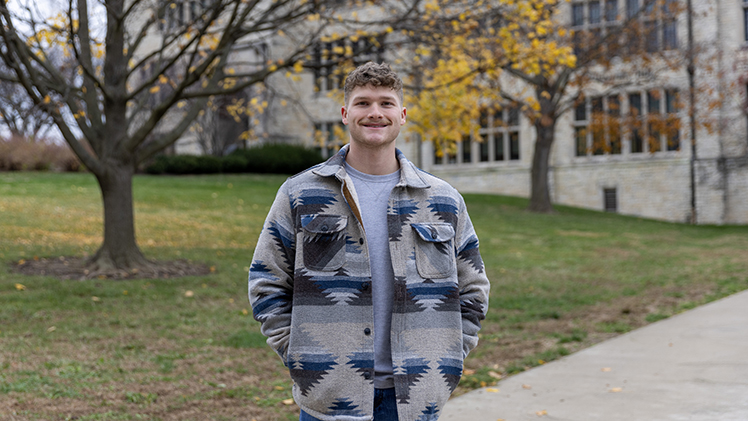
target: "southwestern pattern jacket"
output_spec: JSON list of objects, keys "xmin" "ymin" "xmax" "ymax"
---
[{"xmin": 248, "ymin": 146, "xmax": 490, "ymax": 421}]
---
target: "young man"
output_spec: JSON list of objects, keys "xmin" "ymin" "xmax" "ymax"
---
[{"xmin": 248, "ymin": 62, "xmax": 490, "ymax": 421}]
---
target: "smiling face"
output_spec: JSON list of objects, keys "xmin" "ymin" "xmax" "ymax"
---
[{"xmin": 341, "ymin": 84, "xmax": 406, "ymax": 151}]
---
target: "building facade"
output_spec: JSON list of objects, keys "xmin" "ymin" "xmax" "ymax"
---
[
  {"xmin": 172, "ymin": 0, "xmax": 748, "ymax": 225},
  {"xmin": 416, "ymin": 0, "xmax": 748, "ymax": 225}
]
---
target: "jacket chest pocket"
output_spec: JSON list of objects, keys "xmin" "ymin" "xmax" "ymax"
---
[
  {"xmin": 301, "ymin": 214, "xmax": 348, "ymax": 271},
  {"xmin": 411, "ymin": 223, "xmax": 456, "ymax": 279}
]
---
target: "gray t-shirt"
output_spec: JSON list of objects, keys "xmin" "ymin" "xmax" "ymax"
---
[{"xmin": 345, "ymin": 163, "xmax": 400, "ymax": 389}]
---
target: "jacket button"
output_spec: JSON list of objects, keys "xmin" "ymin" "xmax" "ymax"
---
[
  {"xmin": 364, "ymin": 328, "xmax": 371, "ymax": 335},
  {"xmin": 361, "ymin": 282, "xmax": 370, "ymax": 291},
  {"xmin": 359, "ymin": 238, "xmax": 364, "ymax": 245},
  {"xmin": 364, "ymin": 372, "xmax": 371, "ymax": 380},
  {"xmin": 321, "ymin": 225, "xmax": 329, "ymax": 231}
]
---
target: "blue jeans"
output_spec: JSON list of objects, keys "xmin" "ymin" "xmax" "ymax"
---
[{"xmin": 300, "ymin": 388, "xmax": 398, "ymax": 421}]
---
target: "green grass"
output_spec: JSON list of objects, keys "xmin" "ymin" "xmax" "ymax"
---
[{"xmin": 1, "ymin": 171, "xmax": 748, "ymax": 419}]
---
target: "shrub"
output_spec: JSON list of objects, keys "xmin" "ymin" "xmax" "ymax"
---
[
  {"xmin": 229, "ymin": 143, "xmax": 323, "ymax": 174},
  {"xmin": 195, "ymin": 155, "xmax": 222, "ymax": 174},
  {"xmin": 221, "ymin": 154, "xmax": 249, "ymax": 173},
  {"xmin": 164, "ymin": 155, "xmax": 200, "ymax": 175},
  {"xmin": 0, "ymin": 137, "xmax": 82, "ymax": 172},
  {"xmin": 143, "ymin": 143, "xmax": 324, "ymax": 175},
  {"xmin": 144, "ymin": 156, "xmax": 169, "ymax": 175}
]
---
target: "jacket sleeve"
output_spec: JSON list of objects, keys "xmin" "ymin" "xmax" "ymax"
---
[
  {"xmin": 454, "ymin": 195, "xmax": 491, "ymax": 359},
  {"xmin": 248, "ymin": 181, "xmax": 296, "ymax": 364}
]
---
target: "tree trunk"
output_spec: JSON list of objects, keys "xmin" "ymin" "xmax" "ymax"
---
[
  {"xmin": 528, "ymin": 118, "xmax": 557, "ymax": 213},
  {"xmin": 88, "ymin": 160, "xmax": 151, "ymax": 273}
]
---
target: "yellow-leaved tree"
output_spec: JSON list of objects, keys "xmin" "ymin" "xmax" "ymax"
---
[{"xmin": 403, "ymin": 0, "xmax": 685, "ymax": 212}]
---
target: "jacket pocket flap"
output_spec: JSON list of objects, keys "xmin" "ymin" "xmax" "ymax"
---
[
  {"xmin": 411, "ymin": 223, "xmax": 455, "ymax": 243},
  {"xmin": 301, "ymin": 214, "xmax": 348, "ymax": 234}
]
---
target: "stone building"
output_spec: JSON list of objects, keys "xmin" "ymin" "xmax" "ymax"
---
[
  {"xmin": 172, "ymin": 0, "xmax": 748, "ymax": 225},
  {"xmin": 415, "ymin": 0, "xmax": 748, "ymax": 225}
]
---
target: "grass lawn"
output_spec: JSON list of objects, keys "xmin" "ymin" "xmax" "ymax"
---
[{"xmin": 1, "ymin": 171, "xmax": 747, "ymax": 420}]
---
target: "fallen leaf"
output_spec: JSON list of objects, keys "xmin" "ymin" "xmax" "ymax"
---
[
  {"xmin": 18, "ymin": 259, "xmax": 26, "ymax": 265},
  {"xmin": 274, "ymin": 385, "xmax": 284, "ymax": 391},
  {"xmin": 463, "ymin": 369, "xmax": 476, "ymax": 375},
  {"xmin": 282, "ymin": 398, "xmax": 294, "ymax": 405},
  {"xmin": 210, "ymin": 266, "xmax": 216, "ymax": 273},
  {"xmin": 538, "ymin": 359, "xmax": 545, "ymax": 365},
  {"xmin": 488, "ymin": 371, "xmax": 503, "ymax": 379},
  {"xmin": 15, "ymin": 283, "xmax": 26, "ymax": 291},
  {"xmin": 610, "ymin": 387, "xmax": 623, "ymax": 393},
  {"xmin": 536, "ymin": 410, "xmax": 547, "ymax": 416},
  {"xmin": 47, "ymin": 326, "xmax": 56, "ymax": 332},
  {"xmin": 601, "ymin": 367, "xmax": 612, "ymax": 372},
  {"xmin": 91, "ymin": 296, "xmax": 100, "ymax": 302},
  {"xmin": 522, "ymin": 384, "xmax": 532, "ymax": 389},
  {"xmin": 242, "ymin": 309, "xmax": 249, "ymax": 315},
  {"xmin": 485, "ymin": 388, "xmax": 500, "ymax": 393},
  {"xmin": 184, "ymin": 290, "xmax": 194, "ymax": 297},
  {"xmin": 480, "ymin": 381, "xmax": 487, "ymax": 387}
]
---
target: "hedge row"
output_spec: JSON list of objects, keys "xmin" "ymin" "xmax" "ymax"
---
[{"xmin": 145, "ymin": 143, "xmax": 325, "ymax": 175}]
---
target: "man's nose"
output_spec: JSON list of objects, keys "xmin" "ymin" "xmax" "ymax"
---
[{"xmin": 368, "ymin": 104, "xmax": 383, "ymax": 119}]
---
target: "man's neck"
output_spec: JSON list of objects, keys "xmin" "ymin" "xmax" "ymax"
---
[{"xmin": 346, "ymin": 143, "xmax": 399, "ymax": 175}]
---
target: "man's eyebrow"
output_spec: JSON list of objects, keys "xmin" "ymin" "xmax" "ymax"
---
[{"xmin": 351, "ymin": 94, "xmax": 398, "ymax": 102}]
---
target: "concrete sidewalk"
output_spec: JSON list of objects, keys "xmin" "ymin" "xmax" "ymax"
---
[{"xmin": 441, "ymin": 289, "xmax": 748, "ymax": 421}]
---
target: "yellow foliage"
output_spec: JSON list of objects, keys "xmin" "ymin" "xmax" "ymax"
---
[{"xmin": 406, "ymin": 0, "xmax": 576, "ymax": 151}]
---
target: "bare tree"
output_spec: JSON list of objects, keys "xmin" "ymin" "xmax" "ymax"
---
[
  {"xmin": 0, "ymin": 0, "xmax": 419, "ymax": 273},
  {"xmin": 0, "ymin": 58, "xmax": 56, "ymax": 140}
]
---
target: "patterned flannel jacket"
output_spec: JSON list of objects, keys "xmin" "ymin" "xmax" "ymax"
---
[{"xmin": 248, "ymin": 145, "xmax": 490, "ymax": 421}]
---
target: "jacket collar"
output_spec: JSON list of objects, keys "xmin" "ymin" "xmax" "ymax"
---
[{"xmin": 312, "ymin": 144, "xmax": 430, "ymax": 189}]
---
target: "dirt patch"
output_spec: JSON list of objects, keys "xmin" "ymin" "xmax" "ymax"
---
[{"xmin": 10, "ymin": 256, "xmax": 212, "ymax": 280}]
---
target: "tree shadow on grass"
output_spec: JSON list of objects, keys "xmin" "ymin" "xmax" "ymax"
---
[{"xmin": 10, "ymin": 256, "xmax": 212, "ymax": 280}]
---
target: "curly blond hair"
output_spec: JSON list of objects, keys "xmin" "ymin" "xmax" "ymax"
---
[{"xmin": 343, "ymin": 62, "xmax": 403, "ymax": 106}]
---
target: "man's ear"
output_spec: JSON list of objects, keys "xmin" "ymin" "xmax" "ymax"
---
[
  {"xmin": 341, "ymin": 106, "xmax": 348, "ymax": 125},
  {"xmin": 401, "ymin": 107, "xmax": 407, "ymax": 124}
]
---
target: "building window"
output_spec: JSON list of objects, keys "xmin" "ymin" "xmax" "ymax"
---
[
  {"xmin": 573, "ymin": 95, "xmax": 623, "ymax": 156},
  {"xmin": 571, "ymin": 0, "xmax": 622, "ymax": 59},
  {"xmin": 312, "ymin": 38, "xmax": 384, "ymax": 93},
  {"xmin": 483, "ymin": 105, "xmax": 520, "ymax": 163},
  {"xmin": 603, "ymin": 187, "xmax": 618, "ymax": 212},
  {"xmin": 314, "ymin": 121, "xmax": 346, "ymax": 159},
  {"xmin": 636, "ymin": 88, "xmax": 680, "ymax": 153},
  {"xmin": 434, "ymin": 105, "xmax": 520, "ymax": 166},
  {"xmin": 664, "ymin": 89, "xmax": 680, "ymax": 150},
  {"xmin": 573, "ymin": 0, "xmax": 678, "ymax": 56},
  {"xmin": 744, "ymin": 0, "xmax": 748, "ymax": 41},
  {"xmin": 159, "ymin": 0, "xmax": 210, "ymax": 31},
  {"xmin": 633, "ymin": 0, "xmax": 678, "ymax": 53},
  {"xmin": 434, "ymin": 141, "xmax": 457, "ymax": 165},
  {"xmin": 461, "ymin": 135, "xmax": 472, "ymax": 163},
  {"xmin": 629, "ymin": 92, "xmax": 644, "ymax": 153}
]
